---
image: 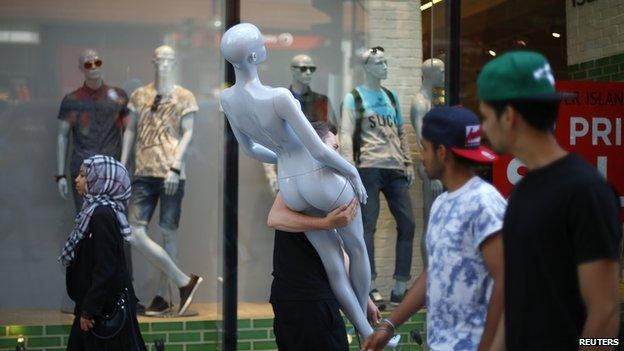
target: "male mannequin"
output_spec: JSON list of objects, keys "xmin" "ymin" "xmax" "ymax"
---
[
  {"xmin": 56, "ymin": 49, "xmax": 129, "ymax": 211},
  {"xmin": 121, "ymin": 45, "xmax": 202, "ymax": 316},
  {"xmin": 263, "ymin": 54, "xmax": 335, "ymax": 194},
  {"xmin": 339, "ymin": 46, "xmax": 416, "ymax": 306},
  {"xmin": 410, "ymin": 58, "xmax": 445, "ymax": 268},
  {"xmin": 56, "ymin": 49, "xmax": 129, "ymax": 314}
]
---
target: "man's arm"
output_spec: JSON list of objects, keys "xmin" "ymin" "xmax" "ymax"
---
[
  {"xmin": 489, "ymin": 313, "xmax": 505, "ymax": 351},
  {"xmin": 478, "ymin": 232, "xmax": 504, "ymax": 351},
  {"xmin": 578, "ymin": 259, "xmax": 620, "ymax": 351},
  {"xmin": 267, "ymin": 193, "xmax": 358, "ymax": 233}
]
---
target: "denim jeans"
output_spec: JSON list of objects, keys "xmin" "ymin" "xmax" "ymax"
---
[
  {"xmin": 358, "ymin": 168, "xmax": 415, "ymax": 282},
  {"xmin": 127, "ymin": 176, "xmax": 186, "ymax": 231}
]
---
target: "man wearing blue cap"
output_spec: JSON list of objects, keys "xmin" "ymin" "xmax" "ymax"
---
[
  {"xmin": 363, "ymin": 106, "xmax": 506, "ymax": 351},
  {"xmin": 478, "ymin": 51, "xmax": 622, "ymax": 351}
]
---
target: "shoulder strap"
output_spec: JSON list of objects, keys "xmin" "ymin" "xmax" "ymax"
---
[
  {"xmin": 381, "ymin": 86, "xmax": 397, "ymax": 113},
  {"xmin": 351, "ymin": 88, "xmax": 365, "ymax": 166}
]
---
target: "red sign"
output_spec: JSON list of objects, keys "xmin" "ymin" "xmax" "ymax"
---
[{"xmin": 492, "ymin": 80, "xmax": 624, "ymax": 220}]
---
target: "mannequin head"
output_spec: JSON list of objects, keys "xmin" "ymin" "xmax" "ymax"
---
[
  {"xmin": 290, "ymin": 54, "xmax": 316, "ymax": 86},
  {"xmin": 153, "ymin": 45, "xmax": 177, "ymax": 77},
  {"xmin": 361, "ymin": 46, "xmax": 388, "ymax": 80},
  {"xmin": 422, "ymin": 58, "xmax": 444, "ymax": 87},
  {"xmin": 221, "ymin": 23, "xmax": 267, "ymax": 69},
  {"xmin": 79, "ymin": 49, "xmax": 103, "ymax": 81}
]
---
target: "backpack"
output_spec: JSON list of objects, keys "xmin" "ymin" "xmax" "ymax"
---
[{"xmin": 351, "ymin": 86, "xmax": 397, "ymax": 166}]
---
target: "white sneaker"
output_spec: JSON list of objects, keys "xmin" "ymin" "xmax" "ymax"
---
[{"xmin": 387, "ymin": 334, "xmax": 401, "ymax": 348}]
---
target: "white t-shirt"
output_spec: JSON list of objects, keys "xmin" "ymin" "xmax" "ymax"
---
[{"xmin": 426, "ymin": 176, "xmax": 506, "ymax": 351}]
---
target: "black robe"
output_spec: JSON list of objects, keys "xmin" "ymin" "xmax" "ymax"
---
[{"xmin": 66, "ymin": 205, "xmax": 146, "ymax": 351}]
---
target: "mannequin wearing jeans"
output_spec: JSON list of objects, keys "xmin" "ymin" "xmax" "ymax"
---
[
  {"xmin": 339, "ymin": 47, "xmax": 416, "ymax": 305},
  {"xmin": 121, "ymin": 45, "xmax": 202, "ymax": 316}
]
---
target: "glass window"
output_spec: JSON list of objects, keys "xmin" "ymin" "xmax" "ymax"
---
[{"xmin": 0, "ymin": 1, "xmax": 224, "ymax": 349}]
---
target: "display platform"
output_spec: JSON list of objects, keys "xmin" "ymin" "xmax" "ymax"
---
[{"xmin": 0, "ymin": 303, "xmax": 428, "ymax": 351}]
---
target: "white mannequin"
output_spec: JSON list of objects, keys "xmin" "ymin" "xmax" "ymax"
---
[
  {"xmin": 57, "ymin": 49, "xmax": 103, "ymax": 199},
  {"xmin": 220, "ymin": 24, "xmax": 398, "ymax": 344},
  {"xmin": 410, "ymin": 58, "xmax": 445, "ymax": 267},
  {"xmin": 121, "ymin": 45, "xmax": 199, "ymax": 311},
  {"xmin": 263, "ymin": 54, "xmax": 327, "ymax": 195}
]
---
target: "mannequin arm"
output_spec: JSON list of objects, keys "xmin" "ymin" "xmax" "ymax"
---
[
  {"xmin": 231, "ymin": 126, "xmax": 277, "ymax": 164},
  {"xmin": 409, "ymin": 97, "xmax": 427, "ymax": 150},
  {"xmin": 57, "ymin": 120, "xmax": 70, "ymax": 176},
  {"xmin": 274, "ymin": 90, "xmax": 355, "ymax": 177},
  {"xmin": 338, "ymin": 97, "xmax": 356, "ymax": 165},
  {"xmin": 121, "ymin": 111, "xmax": 137, "ymax": 167},
  {"xmin": 171, "ymin": 112, "xmax": 195, "ymax": 170}
]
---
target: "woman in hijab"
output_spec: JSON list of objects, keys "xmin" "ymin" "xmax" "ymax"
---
[{"xmin": 59, "ymin": 155, "xmax": 146, "ymax": 351}]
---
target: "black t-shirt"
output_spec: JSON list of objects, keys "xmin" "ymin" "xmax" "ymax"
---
[
  {"xmin": 503, "ymin": 153, "xmax": 622, "ymax": 351},
  {"xmin": 269, "ymin": 230, "xmax": 336, "ymax": 303}
]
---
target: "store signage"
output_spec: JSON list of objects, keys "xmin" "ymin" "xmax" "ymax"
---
[
  {"xmin": 492, "ymin": 80, "xmax": 624, "ymax": 221},
  {"xmin": 572, "ymin": 0, "xmax": 597, "ymax": 7}
]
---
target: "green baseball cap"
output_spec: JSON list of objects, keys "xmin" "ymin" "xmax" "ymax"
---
[{"xmin": 477, "ymin": 51, "xmax": 573, "ymax": 101}]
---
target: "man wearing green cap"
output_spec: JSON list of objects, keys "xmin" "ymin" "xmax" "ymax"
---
[{"xmin": 477, "ymin": 51, "xmax": 622, "ymax": 351}]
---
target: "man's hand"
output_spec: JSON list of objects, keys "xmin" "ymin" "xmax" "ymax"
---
[
  {"xmin": 323, "ymin": 198, "xmax": 358, "ymax": 229},
  {"xmin": 80, "ymin": 316, "xmax": 95, "ymax": 331},
  {"xmin": 367, "ymin": 297, "xmax": 381, "ymax": 325},
  {"xmin": 58, "ymin": 178, "xmax": 68, "ymax": 199},
  {"xmin": 405, "ymin": 164, "xmax": 416, "ymax": 186},
  {"xmin": 361, "ymin": 329, "xmax": 393, "ymax": 351},
  {"xmin": 164, "ymin": 170, "xmax": 180, "ymax": 196}
]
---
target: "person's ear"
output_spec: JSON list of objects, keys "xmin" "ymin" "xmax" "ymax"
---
[{"xmin": 502, "ymin": 105, "xmax": 517, "ymax": 131}]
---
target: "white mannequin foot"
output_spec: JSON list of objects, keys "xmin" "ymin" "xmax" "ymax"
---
[{"xmin": 387, "ymin": 334, "xmax": 401, "ymax": 348}]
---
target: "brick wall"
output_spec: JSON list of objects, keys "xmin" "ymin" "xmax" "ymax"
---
[
  {"xmin": 568, "ymin": 53, "xmax": 624, "ymax": 82},
  {"xmin": 0, "ymin": 312, "xmax": 428, "ymax": 351},
  {"xmin": 362, "ymin": 0, "xmax": 426, "ymax": 295},
  {"xmin": 566, "ymin": 0, "xmax": 624, "ymax": 65}
]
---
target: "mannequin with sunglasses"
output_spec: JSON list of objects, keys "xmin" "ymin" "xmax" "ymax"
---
[
  {"xmin": 339, "ymin": 46, "xmax": 416, "ymax": 307},
  {"xmin": 263, "ymin": 54, "xmax": 336, "ymax": 194},
  {"xmin": 410, "ymin": 58, "xmax": 445, "ymax": 269},
  {"xmin": 220, "ymin": 23, "xmax": 401, "ymax": 346},
  {"xmin": 56, "ymin": 49, "xmax": 129, "ymax": 211},
  {"xmin": 121, "ymin": 45, "xmax": 203, "ymax": 316}
]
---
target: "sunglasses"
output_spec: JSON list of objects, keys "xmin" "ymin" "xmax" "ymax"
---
[
  {"xmin": 365, "ymin": 46, "xmax": 385, "ymax": 64},
  {"xmin": 151, "ymin": 94, "xmax": 162, "ymax": 112},
  {"xmin": 83, "ymin": 59, "xmax": 102, "ymax": 70},
  {"xmin": 292, "ymin": 66, "xmax": 316, "ymax": 73}
]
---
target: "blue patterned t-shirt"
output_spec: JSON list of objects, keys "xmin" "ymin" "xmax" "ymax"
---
[{"xmin": 426, "ymin": 176, "xmax": 506, "ymax": 351}]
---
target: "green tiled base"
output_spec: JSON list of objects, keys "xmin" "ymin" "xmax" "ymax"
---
[
  {"xmin": 569, "ymin": 52, "xmax": 624, "ymax": 82},
  {"xmin": 0, "ymin": 311, "xmax": 427, "ymax": 351}
]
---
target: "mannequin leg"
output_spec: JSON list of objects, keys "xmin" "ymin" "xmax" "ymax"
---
[
  {"xmin": 304, "ymin": 230, "xmax": 374, "ymax": 338},
  {"xmin": 156, "ymin": 180, "xmax": 185, "ymax": 297},
  {"xmin": 127, "ymin": 225, "xmax": 190, "ymax": 288},
  {"xmin": 335, "ymin": 209, "xmax": 371, "ymax": 315}
]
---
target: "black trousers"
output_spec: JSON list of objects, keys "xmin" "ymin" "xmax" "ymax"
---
[{"xmin": 272, "ymin": 299, "xmax": 349, "ymax": 351}]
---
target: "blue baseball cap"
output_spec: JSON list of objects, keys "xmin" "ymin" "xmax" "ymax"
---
[{"xmin": 422, "ymin": 106, "xmax": 498, "ymax": 163}]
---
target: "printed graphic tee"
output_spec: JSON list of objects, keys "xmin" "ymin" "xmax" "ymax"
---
[
  {"xmin": 426, "ymin": 176, "xmax": 506, "ymax": 351},
  {"xmin": 128, "ymin": 84, "xmax": 198, "ymax": 179},
  {"xmin": 339, "ymin": 85, "xmax": 412, "ymax": 170},
  {"xmin": 57, "ymin": 83, "xmax": 129, "ymax": 177}
]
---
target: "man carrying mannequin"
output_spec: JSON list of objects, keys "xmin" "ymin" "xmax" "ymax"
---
[
  {"xmin": 267, "ymin": 122, "xmax": 381, "ymax": 351},
  {"xmin": 339, "ymin": 46, "xmax": 416, "ymax": 306},
  {"xmin": 122, "ymin": 45, "xmax": 202, "ymax": 316},
  {"xmin": 263, "ymin": 54, "xmax": 336, "ymax": 194}
]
